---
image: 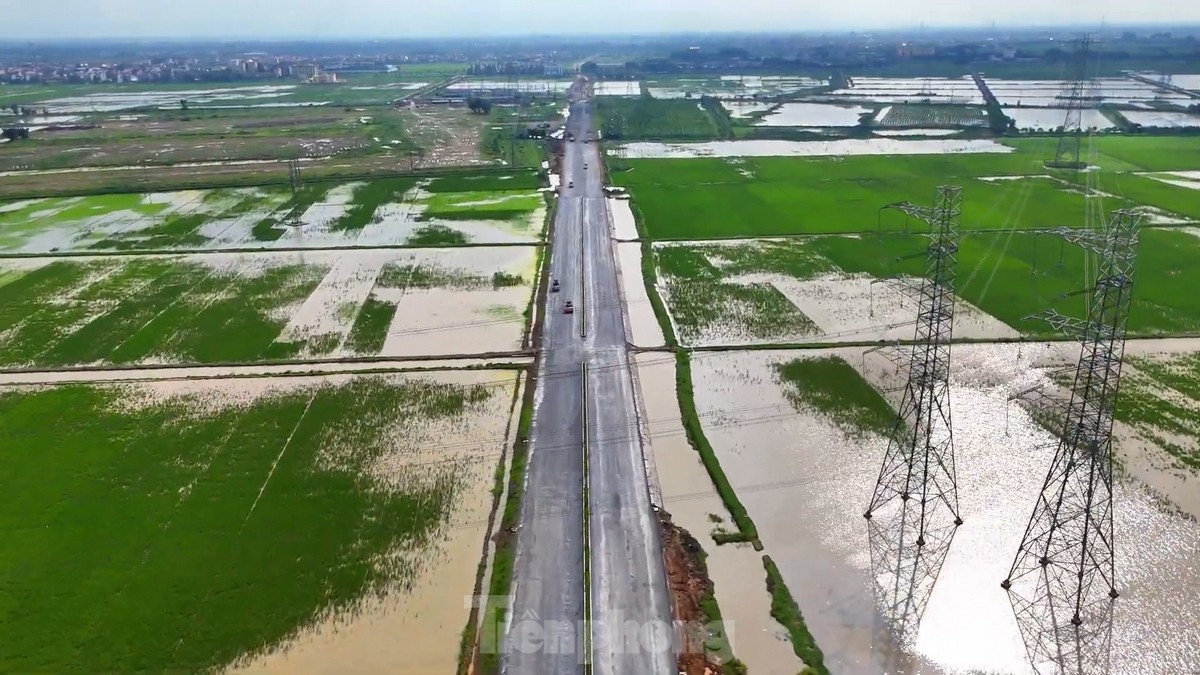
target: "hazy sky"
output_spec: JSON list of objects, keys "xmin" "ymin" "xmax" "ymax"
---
[{"xmin": 0, "ymin": 0, "xmax": 1194, "ymax": 39}]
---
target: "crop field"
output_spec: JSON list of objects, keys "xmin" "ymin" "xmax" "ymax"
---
[
  {"xmin": 981, "ymin": 77, "xmax": 1194, "ymax": 107},
  {"xmin": 649, "ymin": 229, "xmax": 1200, "ymax": 345},
  {"xmin": 612, "ymin": 155, "xmax": 1192, "ymax": 239},
  {"xmin": 0, "ymin": 108, "xmax": 415, "ymax": 172},
  {"xmin": 1120, "ymin": 352, "xmax": 1200, "ymax": 472},
  {"xmin": 0, "ymin": 171, "xmax": 544, "ymax": 253},
  {"xmin": 874, "ymin": 104, "xmax": 988, "ymax": 127},
  {"xmin": 0, "ymin": 370, "xmax": 516, "ymax": 671},
  {"xmin": 825, "ymin": 76, "xmax": 984, "ymax": 104},
  {"xmin": 0, "ymin": 76, "xmax": 443, "ymax": 111},
  {"xmin": 643, "ymin": 75, "xmax": 826, "ymax": 100},
  {"xmin": 594, "ymin": 97, "xmax": 722, "ymax": 140},
  {"xmin": 757, "ymin": 102, "xmax": 870, "ymax": 127},
  {"xmin": 0, "ymin": 246, "xmax": 536, "ymax": 367}
]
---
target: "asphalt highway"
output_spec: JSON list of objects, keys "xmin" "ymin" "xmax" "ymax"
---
[{"xmin": 502, "ymin": 96, "xmax": 674, "ymax": 675}]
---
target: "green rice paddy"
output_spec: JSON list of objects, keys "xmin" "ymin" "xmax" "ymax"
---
[
  {"xmin": 0, "ymin": 374, "xmax": 501, "ymax": 671},
  {"xmin": 613, "ymin": 154, "xmax": 1194, "ymax": 240},
  {"xmin": 0, "ymin": 258, "xmax": 328, "ymax": 366},
  {"xmin": 776, "ymin": 355, "xmax": 896, "ymax": 436}
]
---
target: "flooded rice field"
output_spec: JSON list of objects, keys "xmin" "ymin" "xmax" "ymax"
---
[
  {"xmin": 0, "ymin": 181, "xmax": 546, "ymax": 253},
  {"xmin": 1002, "ymin": 107, "xmax": 1115, "ymax": 131},
  {"xmin": 720, "ymin": 101, "xmax": 779, "ymax": 119},
  {"xmin": 982, "ymin": 78, "xmax": 1194, "ymax": 107},
  {"xmin": 1121, "ymin": 110, "xmax": 1200, "ymax": 128},
  {"xmin": 612, "ymin": 139, "xmax": 1014, "ymax": 159},
  {"xmin": 645, "ymin": 75, "xmax": 825, "ymax": 100},
  {"xmin": 826, "ymin": 77, "xmax": 984, "ymax": 105},
  {"xmin": 873, "ymin": 129, "xmax": 962, "ymax": 137},
  {"xmin": 1162, "ymin": 74, "xmax": 1200, "ymax": 91},
  {"xmin": 36, "ymin": 85, "xmax": 299, "ymax": 113},
  {"xmin": 221, "ymin": 369, "xmax": 522, "ymax": 675},
  {"xmin": 594, "ymin": 81, "xmax": 641, "ymax": 96},
  {"xmin": 444, "ymin": 79, "xmax": 571, "ymax": 94},
  {"xmin": 650, "ymin": 240, "xmax": 1018, "ymax": 348},
  {"xmin": 0, "ymin": 246, "xmax": 537, "ymax": 365},
  {"xmin": 758, "ymin": 103, "xmax": 871, "ymax": 127},
  {"xmin": 689, "ymin": 344, "xmax": 1200, "ymax": 675}
]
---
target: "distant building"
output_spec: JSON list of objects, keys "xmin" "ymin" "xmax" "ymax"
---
[
  {"xmin": 543, "ymin": 64, "xmax": 565, "ymax": 77},
  {"xmin": 294, "ymin": 63, "xmax": 320, "ymax": 80}
]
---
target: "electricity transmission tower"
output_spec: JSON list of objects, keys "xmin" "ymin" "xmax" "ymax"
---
[
  {"xmin": 864, "ymin": 186, "xmax": 965, "ymax": 545},
  {"xmin": 1048, "ymin": 35, "xmax": 1095, "ymax": 170},
  {"xmin": 1002, "ymin": 210, "xmax": 1142, "ymax": 673}
]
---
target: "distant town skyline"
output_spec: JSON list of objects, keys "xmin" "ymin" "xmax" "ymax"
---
[{"xmin": 3, "ymin": 0, "xmax": 1199, "ymax": 40}]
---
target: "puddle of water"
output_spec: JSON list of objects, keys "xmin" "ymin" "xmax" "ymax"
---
[
  {"xmin": 634, "ymin": 353, "xmax": 803, "ymax": 674},
  {"xmin": 615, "ymin": 242, "xmax": 665, "ymax": 349},
  {"xmin": 607, "ymin": 197, "xmax": 638, "ymax": 241},
  {"xmin": 689, "ymin": 345, "xmax": 1200, "ymax": 675},
  {"xmin": 612, "ymin": 139, "xmax": 1015, "ymax": 160}
]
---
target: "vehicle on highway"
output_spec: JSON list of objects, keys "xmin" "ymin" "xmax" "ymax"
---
[
  {"xmin": 551, "ymin": 279, "xmax": 560, "ymax": 293},
  {"xmin": 583, "ymin": 163, "xmax": 588, "ymax": 170},
  {"xmin": 568, "ymin": 180, "xmax": 574, "ymax": 188},
  {"xmin": 563, "ymin": 300, "xmax": 574, "ymax": 314}
]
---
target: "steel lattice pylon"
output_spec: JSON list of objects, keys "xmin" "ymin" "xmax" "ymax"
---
[
  {"xmin": 1049, "ymin": 35, "xmax": 1095, "ymax": 170},
  {"xmin": 1002, "ymin": 210, "xmax": 1142, "ymax": 673},
  {"xmin": 864, "ymin": 185, "xmax": 964, "ymax": 544}
]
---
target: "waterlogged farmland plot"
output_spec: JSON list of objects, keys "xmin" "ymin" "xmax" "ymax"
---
[
  {"xmin": 0, "ymin": 246, "xmax": 536, "ymax": 366},
  {"xmin": 0, "ymin": 171, "xmax": 545, "ymax": 253},
  {"xmin": 0, "ymin": 370, "xmax": 518, "ymax": 672},
  {"xmin": 649, "ymin": 240, "xmax": 1016, "ymax": 346}
]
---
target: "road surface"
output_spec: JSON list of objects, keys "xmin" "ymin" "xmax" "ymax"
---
[{"xmin": 502, "ymin": 96, "xmax": 674, "ymax": 674}]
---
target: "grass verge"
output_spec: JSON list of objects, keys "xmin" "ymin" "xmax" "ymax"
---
[
  {"xmin": 763, "ymin": 555, "xmax": 828, "ymax": 675},
  {"xmin": 676, "ymin": 350, "xmax": 761, "ymax": 549}
]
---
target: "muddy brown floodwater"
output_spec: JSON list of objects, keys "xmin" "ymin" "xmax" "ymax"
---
[
  {"xmin": 634, "ymin": 353, "xmax": 803, "ymax": 674},
  {"xmin": 689, "ymin": 345, "xmax": 1200, "ymax": 675}
]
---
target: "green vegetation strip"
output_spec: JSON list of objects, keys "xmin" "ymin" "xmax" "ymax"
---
[
  {"xmin": 476, "ymin": 375, "xmax": 536, "ymax": 674},
  {"xmin": 763, "ymin": 555, "xmax": 828, "ymax": 675},
  {"xmin": 345, "ymin": 294, "xmax": 398, "ymax": 354},
  {"xmin": 676, "ymin": 525, "xmax": 745, "ymax": 675},
  {"xmin": 0, "ymin": 376, "xmax": 493, "ymax": 671},
  {"xmin": 676, "ymin": 350, "xmax": 761, "ymax": 549}
]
